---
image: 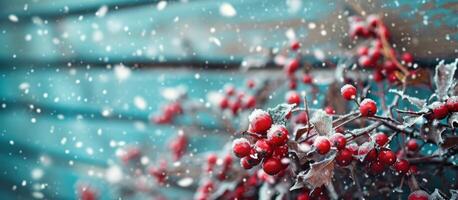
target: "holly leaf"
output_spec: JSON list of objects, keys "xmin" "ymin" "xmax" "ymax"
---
[
  {"xmin": 292, "ymin": 152, "xmax": 336, "ymax": 190},
  {"xmin": 389, "ymin": 89, "xmax": 427, "ymax": 109},
  {"xmin": 294, "ymin": 124, "xmax": 314, "ymax": 141},
  {"xmin": 450, "ymin": 189, "xmax": 458, "ymax": 200},
  {"xmin": 268, "ymin": 104, "xmax": 295, "ymax": 125},
  {"xmin": 310, "ymin": 110, "xmax": 332, "ymax": 135},
  {"xmin": 430, "ymin": 188, "xmax": 446, "ymax": 200},
  {"xmin": 448, "ymin": 112, "xmax": 458, "ymax": 129},
  {"xmin": 420, "ymin": 120, "xmax": 447, "ymax": 145},
  {"xmin": 399, "ymin": 114, "xmax": 426, "ymax": 129},
  {"xmin": 434, "ymin": 59, "xmax": 457, "ymax": 101}
]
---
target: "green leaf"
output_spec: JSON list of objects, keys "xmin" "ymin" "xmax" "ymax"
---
[{"xmin": 267, "ymin": 104, "xmax": 295, "ymax": 126}]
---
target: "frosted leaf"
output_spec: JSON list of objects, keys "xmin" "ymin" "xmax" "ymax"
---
[
  {"xmin": 398, "ymin": 113, "xmax": 426, "ymax": 129},
  {"xmin": 450, "ymin": 190, "xmax": 458, "ymax": 200},
  {"xmin": 292, "ymin": 152, "xmax": 336, "ymax": 190},
  {"xmin": 95, "ymin": 5, "xmax": 108, "ymax": 17},
  {"xmin": 177, "ymin": 177, "xmax": 193, "ymax": 187},
  {"xmin": 355, "ymin": 141, "xmax": 375, "ymax": 162},
  {"xmin": 157, "ymin": 1, "xmax": 167, "ymax": 11},
  {"xmin": 267, "ymin": 104, "xmax": 295, "ymax": 125},
  {"xmin": 389, "ymin": 89, "xmax": 426, "ymax": 109},
  {"xmin": 219, "ymin": 3, "xmax": 237, "ymax": 18},
  {"xmin": 430, "ymin": 189, "xmax": 446, "ymax": 200},
  {"xmin": 448, "ymin": 113, "xmax": 458, "ymax": 128},
  {"xmin": 310, "ymin": 110, "xmax": 332, "ymax": 135},
  {"xmin": 420, "ymin": 120, "xmax": 446, "ymax": 145},
  {"xmin": 434, "ymin": 59, "xmax": 457, "ymax": 101}
]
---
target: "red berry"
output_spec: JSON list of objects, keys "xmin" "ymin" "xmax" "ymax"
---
[
  {"xmin": 383, "ymin": 60, "xmax": 397, "ymax": 72},
  {"xmin": 230, "ymin": 100, "xmax": 241, "ymax": 115},
  {"xmin": 330, "ymin": 133, "xmax": 347, "ymax": 150},
  {"xmin": 393, "ymin": 159, "xmax": 410, "ymax": 174},
  {"xmin": 295, "ymin": 112, "xmax": 308, "ymax": 124},
  {"xmin": 370, "ymin": 160, "xmax": 385, "ymax": 174},
  {"xmin": 243, "ymin": 95, "xmax": 256, "ymax": 109},
  {"xmin": 302, "ymin": 74, "xmax": 313, "ymax": 84},
  {"xmin": 232, "ymin": 138, "xmax": 251, "ymax": 158},
  {"xmin": 313, "ymin": 136, "xmax": 331, "ymax": 155},
  {"xmin": 286, "ymin": 91, "xmax": 301, "ymax": 105},
  {"xmin": 368, "ymin": 47, "xmax": 381, "ymax": 62},
  {"xmin": 207, "ymin": 154, "xmax": 217, "ymax": 165},
  {"xmin": 358, "ymin": 143, "xmax": 377, "ymax": 162},
  {"xmin": 297, "ymin": 193, "xmax": 310, "ymax": 200},
  {"xmin": 373, "ymin": 70, "xmax": 384, "ymax": 82},
  {"xmin": 247, "ymin": 79, "xmax": 255, "ymax": 88},
  {"xmin": 358, "ymin": 56, "xmax": 373, "ymax": 68},
  {"xmin": 248, "ymin": 109, "xmax": 272, "ymax": 134},
  {"xmin": 289, "ymin": 79, "xmax": 297, "ymax": 90},
  {"xmin": 427, "ymin": 101, "xmax": 449, "ymax": 120},
  {"xmin": 240, "ymin": 157, "xmax": 254, "ymax": 169},
  {"xmin": 406, "ymin": 139, "xmax": 419, "ymax": 152},
  {"xmin": 367, "ymin": 14, "xmax": 380, "ymax": 27},
  {"xmin": 378, "ymin": 149, "xmax": 396, "ymax": 165},
  {"xmin": 373, "ymin": 132, "xmax": 389, "ymax": 147},
  {"xmin": 446, "ymin": 96, "xmax": 458, "ymax": 112},
  {"xmin": 225, "ymin": 85, "xmax": 235, "ymax": 96},
  {"xmin": 350, "ymin": 22, "xmax": 369, "ymax": 38},
  {"xmin": 219, "ymin": 97, "xmax": 229, "ymax": 109},
  {"xmin": 359, "ymin": 98, "xmax": 377, "ymax": 117},
  {"xmin": 273, "ymin": 144, "xmax": 289, "ymax": 158},
  {"xmin": 409, "ymin": 165, "xmax": 418, "ymax": 175},
  {"xmin": 291, "ymin": 40, "xmax": 301, "ymax": 51},
  {"xmin": 170, "ymin": 133, "xmax": 187, "ymax": 160},
  {"xmin": 341, "ymin": 84, "xmax": 357, "ymax": 100},
  {"xmin": 336, "ymin": 148, "xmax": 353, "ymax": 166},
  {"xmin": 357, "ymin": 46, "xmax": 369, "ymax": 56},
  {"xmin": 408, "ymin": 190, "xmax": 429, "ymax": 200},
  {"xmin": 255, "ymin": 139, "xmax": 273, "ymax": 157},
  {"xmin": 285, "ymin": 59, "xmax": 300, "ymax": 75},
  {"xmin": 262, "ymin": 157, "xmax": 283, "ymax": 175},
  {"xmin": 325, "ymin": 106, "xmax": 335, "ymax": 114},
  {"xmin": 402, "ymin": 52, "xmax": 413, "ymax": 64},
  {"xmin": 267, "ymin": 125, "xmax": 289, "ymax": 146}
]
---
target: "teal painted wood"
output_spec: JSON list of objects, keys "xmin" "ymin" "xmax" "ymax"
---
[{"xmin": 0, "ymin": 0, "xmax": 456, "ymax": 65}]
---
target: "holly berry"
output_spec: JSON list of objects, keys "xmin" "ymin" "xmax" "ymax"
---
[
  {"xmin": 295, "ymin": 112, "xmax": 308, "ymax": 124},
  {"xmin": 368, "ymin": 47, "xmax": 381, "ymax": 62},
  {"xmin": 289, "ymin": 79, "xmax": 297, "ymax": 90},
  {"xmin": 408, "ymin": 190, "xmax": 429, "ymax": 200},
  {"xmin": 291, "ymin": 40, "xmax": 301, "ymax": 51},
  {"xmin": 373, "ymin": 132, "xmax": 389, "ymax": 147},
  {"xmin": 248, "ymin": 109, "xmax": 272, "ymax": 134},
  {"xmin": 302, "ymin": 74, "xmax": 313, "ymax": 84},
  {"xmin": 219, "ymin": 97, "xmax": 229, "ymax": 109},
  {"xmin": 383, "ymin": 60, "xmax": 397, "ymax": 72},
  {"xmin": 262, "ymin": 157, "xmax": 283, "ymax": 175},
  {"xmin": 273, "ymin": 145, "xmax": 289, "ymax": 158},
  {"xmin": 359, "ymin": 98, "xmax": 377, "ymax": 117},
  {"xmin": 393, "ymin": 159, "xmax": 410, "ymax": 174},
  {"xmin": 225, "ymin": 85, "xmax": 235, "ymax": 96},
  {"xmin": 357, "ymin": 46, "xmax": 369, "ymax": 56},
  {"xmin": 232, "ymin": 138, "xmax": 251, "ymax": 158},
  {"xmin": 286, "ymin": 91, "xmax": 301, "ymax": 105},
  {"xmin": 367, "ymin": 14, "xmax": 380, "ymax": 27},
  {"xmin": 378, "ymin": 149, "xmax": 396, "ymax": 165},
  {"xmin": 336, "ymin": 148, "xmax": 353, "ymax": 166},
  {"xmin": 427, "ymin": 101, "xmax": 449, "ymax": 120},
  {"xmin": 446, "ymin": 96, "xmax": 458, "ymax": 112},
  {"xmin": 255, "ymin": 139, "xmax": 273, "ymax": 157},
  {"xmin": 240, "ymin": 157, "xmax": 254, "ymax": 169},
  {"xmin": 170, "ymin": 132, "xmax": 187, "ymax": 160},
  {"xmin": 325, "ymin": 106, "xmax": 335, "ymax": 115},
  {"xmin": 370, "ymin": 160, "xmax": 385, "ymax": 174},
  {"xmin": 402, "ymin": 52, "xmax": 413, "ymax": 64},
  {"xmin": 285, "ymin": 59, "xmax": 300, "ymax": 75},
  {"xmin": 406, "ymin": 139, "xmax": 419, "ymax": 152},
  {"xmin": 330, "ymin": 133, "xmax": 347, "ymax": 150},
  {"xmin": 358, "ymin": 55, "xmax": 373, "ymax": 68},
  {"xmin": 313, "ymin": 136, "xmax": 331, "ymax": 155},
  {"xmin": 267, "ymin": 125, "xmax": 289, "ymax": 146},
  {"xmin": 247, "ymin": 79, "xmax": 255, "ymax": 88},
  {"xmin": 243, "ymin": 95, "xmax": 256, "ymax": 109},
  {"xmin": 296, "ymin": 193, "xmax": 310, "ymax": 200},
  {"xmin": 341, "ymin": 84, "xmax": 357, "ymax": 100}
]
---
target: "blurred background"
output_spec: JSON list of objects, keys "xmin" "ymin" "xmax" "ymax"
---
[{"xmin": 0, "ymin": 0, "xmax": 457, "ymax": 199}]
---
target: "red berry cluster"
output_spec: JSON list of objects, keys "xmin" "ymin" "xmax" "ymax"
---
[
  {"xmin": 348, "ymin": 15, "xmax": 416, "ymax": 83},
  {"xmin": 340, "ymin": 84, "xmax": 378, "ymax": 117},
  {"xmin": 218, "ymin": 83, "xmax": 257, "ymax": 115},
  {"xmin": 425, "ymin": 96, "xmax": 458, "ymax": 120},
  {"xmin": 152, "ymin": 102, "xmax": 183, "ymax": 124},
  {"xmin": 169, "ymin": 130, "xmax": 188, "ymax": 160},
  {"xmin": 232, "ymin": 110, "xmax": 290, "ymax": 175}
]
